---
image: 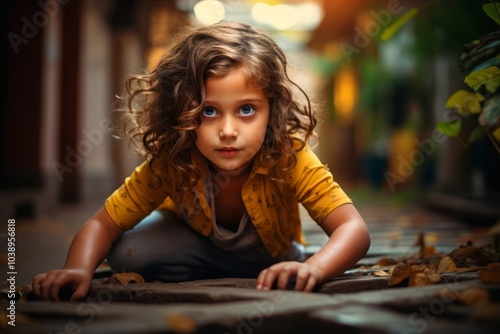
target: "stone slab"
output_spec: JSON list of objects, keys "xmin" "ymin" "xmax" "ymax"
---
[{"xmin": 6, "ymin": 275, "xmax": 499, "ymax": 334}]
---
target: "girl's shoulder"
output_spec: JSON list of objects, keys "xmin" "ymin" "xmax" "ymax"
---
[{"xmin": 292, "ymin": 144, "xmax": 322, "ymax": 171}]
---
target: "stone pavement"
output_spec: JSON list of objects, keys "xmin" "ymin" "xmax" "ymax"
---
[{"xmin": 1, "ymin": 193, "xmax": 499, "ymax": 333}]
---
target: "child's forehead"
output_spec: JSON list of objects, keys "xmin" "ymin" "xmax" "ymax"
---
[{"xmin": 207, "ymin": 64, "xmax": 265, "ymax": 86}]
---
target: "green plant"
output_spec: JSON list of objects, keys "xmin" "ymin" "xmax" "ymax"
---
[{"xmin": 437, "ymin": 2, "xmax": 500, "ymax": 153}]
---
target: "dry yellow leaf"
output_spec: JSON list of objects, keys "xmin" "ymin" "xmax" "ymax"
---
[
  {"xmin": 449, "ymin": 243, "xmax": 492, "ymax": 266},
  {"xmin": 409, "ymin": 272, "xmax": 441, "ymax": 287},
  {"xmin": 388, "ymin": 263, "xmax": 411, "ymax": 286},
  {"xmin": 165, "ymin": 312, "xmax": 197, "ymax": 333},
  {"xmin": 456, "ymin": 266, "xmax": 482, "ymax": 273},
  {"xmin": 413, "ymin": 232, "xmax": 425, "ymax": 247},
  {"xmin": 372, "ymin": 270, "xmax": 390, "ymax": 277},
  {"xmin": 479, "ymin": 267, "xmax": 500, "ymax": 284},
  {"xmin": 457, "ymin": 288, "xmax": 489, "ymax": 305},
  {"xmin": 439, "ymin": 288, "xmax": 459, "ymax": 301},
  {"xmin": 409, "ymin": 273, "xmax": 426, "ymax": 287},
  {"xmin": 486, "ymin": 262, "xmax": 500, "ymax": 269},
  {"xmin": 445, "ymin": 90, "xmax": 484, "ymax": 116},
  {"xmin": 108, "ymin": 272, "xmax": 145, "ymax": 284},
  {"xmin": 423, "ymin": 267, "xmax": 436, "ymax": 275},
  {"xmin": 425, "ymin": 232, "xmax": 440, "ymax": 244},
  {"xmin": 438, "ymin": 256, "xmax": 457, "ymax": 273},
  {"xmin": 421, "ymin": 246, "xmax": 437, "ymax": 256},
  {"xmin": 427, "ymin": 263, "xmax": 438, "ymax": 272},
  {"xmin": 410, "ymin": 263, "xmax": 429, "ymax": 273},
  {"xmin": 376, "ymin": 257, "xmax": 397, "ymax": 266}
]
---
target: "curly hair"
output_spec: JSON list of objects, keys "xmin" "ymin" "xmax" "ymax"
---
[{"xmin": 120, "ymin": 21, "xmax": 317, "ymax": 189}]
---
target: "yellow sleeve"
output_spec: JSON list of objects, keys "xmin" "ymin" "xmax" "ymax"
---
[
  {"xmin": 289, "ymin": 145, "xmax": 352, "ymax": 224},
  {"xmin": 104, "ymin": 160, "xmax": 171, "ymax": 230}
]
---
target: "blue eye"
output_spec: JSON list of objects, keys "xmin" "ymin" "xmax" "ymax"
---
[
  {"xmin": 202, "ymin": 107, "xmax": 218, "ymax": 117},
  {"xmin": 239, "ymin": 105, "xmax": 255, "ymax": 116}
]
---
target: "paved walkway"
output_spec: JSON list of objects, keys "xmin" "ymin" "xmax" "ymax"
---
[{"xmin": 1, "ymin": 190, "xmax": 498, "ymax": 333}]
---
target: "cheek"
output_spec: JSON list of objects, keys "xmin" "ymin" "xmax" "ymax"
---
[
  {"xmin": 249, "ymin": 123, "xmax": 269, "ymax": 149},
  {"xmin": 194, "ymin": 125, "xmax": 207, "ymax": 139},
  {"xmin": 260, "ymin": 115, "xmax": 271, "ymax": 139},
  {"xmin": 193, "ymin": 129, "xmax": 204, "ymax": 147},
  {"xmin": 261, "ymin": 120, "xmax": 273, "ymax": 146},
  {"xmin": 259, "ymin": 126, "xmax": 268, "ymax": 142}
]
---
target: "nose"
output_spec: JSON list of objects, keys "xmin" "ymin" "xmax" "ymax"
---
[{"xmin": 219, "ymin": 115, "xmax": 238, "ymax": 139}]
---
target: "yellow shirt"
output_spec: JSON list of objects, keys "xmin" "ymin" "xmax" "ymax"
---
[{"xmin": 105, "ymin": 145, "xmax": 352, "ymax": 257}]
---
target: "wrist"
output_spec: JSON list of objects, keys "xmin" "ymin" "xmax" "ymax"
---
[
  {"xmin": 62, "ymin": 267, "xmax": 93, "ymax": 278},
  {"xmin": 303, "ymin": 258, "xmax": 325, "ymax": 284}
]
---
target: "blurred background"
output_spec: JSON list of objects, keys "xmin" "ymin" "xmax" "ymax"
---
[{"xmin": 1, "ymin": 0, "xmax": 500, "ymax": 227}]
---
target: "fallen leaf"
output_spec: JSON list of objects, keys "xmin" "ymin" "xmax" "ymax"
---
[
  {"xmin": 413, "ymin": 232, "xmax": 425, "ymax": 247},
  {"xmin": 410, "ymin": 263, "xmax": 429, "ymax": 273},
  {"xmin": 439, "ymin": 288, "xmax": 459, "ymax": 301},
  {"xmin": 456, "ymin": 266, "xmax": 482, "ymax": 273},
  {"xmin": 108, "ymin": 272, "xmax": 145, "ymax": 284},
  {"xmin": 372, "ymin": 270, "xmax": 390, "ymax": 277},
  {"xmin": 426, "ymin": 263, "xmax": 438, "ymax": 272},
  {"xmin": 421, "ymin": 246, "xmax": 437, "ymax": 256},
  {"xmin": 438, "ymin": 256, "xmax": 457, "ymax": 273},
  {"xmin": 479, "ymin": 267, "xmax": 500, "ymax": 284},
  {"xmin": 449, "ymin": 243, "xmax": 493, "ymax": 267},
  {"xmin": 165, "ymin": 312, "xmax": 197, "ymax": 333},
  {"xmin": 409, "ymin": 272, "xmax": 441, "ymax": 287},
  {"xmin": 410, "ymin": 232, "xmax": 438, "ymax": 257},
  {"xmin": 457, "ymin": 288, "xmax": 490, "ymax": 305},
  {"xmin": 388, "ymin": 263, "xmax": 411, "ymax": 286},
  {"xmin": 376, "ymin": 257, "xmax": 397, "ymax": 266},
  {"xmin": 486, "ymin": 262, "xmax": 500, "ymax": 269},
  {"xmin": 425, "ymin": 232, "xmax": 440, "ymax": 244},
  {"xmin": 0, "ymin": 284, "xmax": 31, "ymax": 301}
]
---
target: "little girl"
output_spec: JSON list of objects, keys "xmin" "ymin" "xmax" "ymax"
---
[{"xmin": 33, "ymin": 22, "xmax": 370, "ymax": 301}]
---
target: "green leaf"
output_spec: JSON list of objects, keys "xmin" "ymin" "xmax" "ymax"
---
[
  {"xmin": 380, "ymin": 8, "xmax": 419, "ymax": 41},
  {"xmin": 437, "ymin": 121, "xmax": 462, "ymax": 137},
  {"xmin": 468, "ymin": 125, "xmax": 487, "ymax": 145},
  {"xmin": 483, "ymin": 3, "xmax": 500, "ymax": 25},
  {"xmin": 465, "ymin": 66, "xmax": 500, "ymax": 93}
]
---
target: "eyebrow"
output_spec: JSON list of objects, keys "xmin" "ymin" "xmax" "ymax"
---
[{"xmin": 204, "ymin": 98, "xmax": 264, "ymax": 104}]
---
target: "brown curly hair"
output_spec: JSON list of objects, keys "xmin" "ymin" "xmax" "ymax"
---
[{"xmin": 120, "ymin": 22, "xmax": 317, "ymax": 189}]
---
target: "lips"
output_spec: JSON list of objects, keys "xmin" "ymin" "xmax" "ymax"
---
[{"xmin": 217, "ymin": 147, "xmax": 240, "ymax": 155}]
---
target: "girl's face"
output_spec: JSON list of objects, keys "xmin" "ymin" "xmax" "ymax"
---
[{"xmin": 195, "ymin": 67, "xmax": 270, "ymax": 174}]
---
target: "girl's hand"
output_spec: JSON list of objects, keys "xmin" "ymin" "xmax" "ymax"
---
[
  {"xmin": 32, "ymin": 269, "xmax": 92, "ymax": 302},
  {"xmin": 31, "ymin": 207, "xmax": 123, "ymax": 302},
  {"xmin": 256, "ymin": 261, "xmax": 321, "ymax": 292}
]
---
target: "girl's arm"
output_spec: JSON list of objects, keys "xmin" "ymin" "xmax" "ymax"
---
[
  {"xmin": 32, "ymin": 207, "xmax": 123, "ymax": 301},
  {"xmin": 256, "ymin": 203, "xmax": 370, "ymax": 291}
]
